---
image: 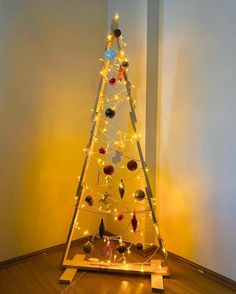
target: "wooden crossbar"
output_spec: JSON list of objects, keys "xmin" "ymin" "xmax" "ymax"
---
[{"xmin": 62, "ymin": 255, "xmax": 169, "ymax": 277}]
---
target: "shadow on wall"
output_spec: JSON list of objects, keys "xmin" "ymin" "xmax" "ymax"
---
[{"xmin": 158, "ymin": 48, "xmax": 217, "ymax": 260}]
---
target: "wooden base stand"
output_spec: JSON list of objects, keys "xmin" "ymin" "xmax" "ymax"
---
[{"xmin": 60, "ymin": 254, "xmax": 169, "ymax": 292}]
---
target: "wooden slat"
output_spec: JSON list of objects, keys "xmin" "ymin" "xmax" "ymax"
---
[
  {"xmin": 62, "ymin": 258, "xmax": 168, "ymax": 276},
  {"xmin": 60, "ymin": 254, "xmax": 85, "ymax": 284},
  {"xmin": 151, "ymin": 274, "xmax": 164, "ymax": 292}
]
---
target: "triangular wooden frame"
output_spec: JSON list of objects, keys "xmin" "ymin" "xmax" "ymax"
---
[{"xmin": 60, "ymin": 15, "xmax": 169, "ymax": 292}]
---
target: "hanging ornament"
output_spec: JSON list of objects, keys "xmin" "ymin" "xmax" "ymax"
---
[
  {"xmin": 85, "ymin": 195, "xmax": 93, "ymax": 206},
  {"xmin": 117, "ymin": 65, "xmax": 125, "ymax": 81},
  {"xmin": 117, "ymin": 213, "xmax": 124, "ymax": 221},
  {"xmin": 136, "ymin": 243, "xmax": 143, "ymax": 250},
  {"xmin": 99, "ymin": 192, "xmax": 111, "ymax": 205},
  {"xmin": 103, "ymin": 164, "xmax": 114, "ymax": 175},
  {"xmin": 119, "ymin": 179, "xmax": 125, "ymax": 199},
  {"xmin": 121, "ymin": 61, "xmax": 129, "ymax": 68},
  {"xmin": 104, "ymin": 49, "xmax": 116, "ymax": 60},
  {"xmin": 106, "ymin": 203, "xmax": 112, "ymax": 209},
  {"xmin": 115, "ymin": 141, "xmax": 126, "ymax": 153},
  {"xmin": 99, "ymin": 218, "xmax": 105, "ymax": 239},
  {"xmin": 127, "ymin": 159, "xmax": 138, "ymax": 171},
  {"xmin": 82, "ymin": 241, "xmax": 94, "ymax": 254},
  {"xmin": 117, "ymin": 242, "xmax": 127, "ymax": 254},
  {"xmin": 131, "ymin": 212, "xmax": 138, "ymax": 232},
  {"xmin": 101, "ymin": 241, "xmax": 114, "ymax": 257},
  {"xmin": 109, "ymin": 77, "xmax": 116, "ymax": 85},
  {"xmin": 112, "ymin": 151, "xmax": 122, "ymax": 164},
  {"xmin": 113, "ymin": 28, "xmax": 121, "ymax": 38},
  {"xmin": 134, "ymin": 189, "xmax": 145, "ymax": 201},
  {"xmin": 105, "ymin": 107, "xmax": 116, "ymax": 118},
  {"xmin": 99, "ymin": 147, "xmax": 106, "ymax": 154}
]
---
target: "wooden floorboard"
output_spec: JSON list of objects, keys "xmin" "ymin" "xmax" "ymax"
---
[{"xmin": 0, "ymin": 240, "xmax": 235, "ymax": 294}]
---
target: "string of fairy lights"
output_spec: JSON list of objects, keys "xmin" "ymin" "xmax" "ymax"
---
[{"xmin": 68, "ymin": 14, "xmax": 167, "ymax": 266}]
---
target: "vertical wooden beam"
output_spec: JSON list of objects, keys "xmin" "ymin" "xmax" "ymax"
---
[
  {"xmin": 60, "ymin": 254, "xmax": 85, "ymax": 284},
  {"xmin": 61, "ymin": 33, "xmax": 116, "ymax": 265},
  {"xmin": 151, "ymin": 260, "xmax": 164, "ymax": 292},
  {"xmin": 122, "ymin": 69, "xmax": 167, "ymax": 260}
]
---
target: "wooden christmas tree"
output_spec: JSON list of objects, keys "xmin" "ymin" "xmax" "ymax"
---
[{"xmin": 60, "ymin": 14, "xmax": 169, "ymax": 292}]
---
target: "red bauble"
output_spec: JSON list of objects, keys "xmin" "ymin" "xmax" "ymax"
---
[
  {"xmin": 131, "ymin": 212, "xmax": 138, "ymax": 232},
  {"xmin": 99, "ymin": 147, "xmax": 106, "ymax": 154},
  {"xmin": 101, "ymin": 241, "xmax": 114, "ymax": 257},
  {"xmin": 117, "ymin": 213, "xmax": 124, "ymax": 221},
  {"xmin": 103, "ymin": 165, "xmax": 114, "ymax": 175},
  {"xmin": 109, "ymin": 77, "xmax": 116, "ymax": 85},
  {"xmin": 127, "ymin": 159, "xmax": 138, "ymax": 171},
  {"xmin": 117, "ymin": 66, "xmax": 124, "ymax": 81}
]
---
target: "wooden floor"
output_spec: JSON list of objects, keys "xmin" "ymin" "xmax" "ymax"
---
[{"xmin": 0, "ymin": 241, "xmax": 235, "ymax": 294}]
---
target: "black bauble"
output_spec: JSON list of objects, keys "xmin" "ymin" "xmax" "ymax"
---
[
  {"xmin": 85, "ymin": 195, "xmax": 93, "ymax": 206},
  {"xmin": 134, "ymin": 189, "xmax": 145, "ymax": 201},
  {"xmin": 121, "ymin": 61, "xmax": 129, "ymax": 68},
  {"xmin": 82, "ymin": 241, "xmax": 94, "ymax": 254},
  {"xmin": 136, "ymin": 243, "xmax": 143, "ymax": 250},
  {"xmin": 105, "ymin": 108, "xmax": 116, "ymax": 118},
  {"xmin": 114, "ymin": 29, "xmax": 122, "ymax": 38},
  {"xmin": 117, "ymin": 242, "xmax": 127, "ymax": 254}
]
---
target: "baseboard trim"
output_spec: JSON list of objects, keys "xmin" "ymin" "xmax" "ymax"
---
[
  {"xmin": 167, "ymin": 251, "xmax": 236, "ymax": 291},
  {"xmin": 0, "ymin": 238, "xmax": 85, "ymax": 270}
]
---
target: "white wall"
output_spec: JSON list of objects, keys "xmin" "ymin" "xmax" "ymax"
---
[
  {"xmin": 158, "ymin": 0, "xmax": 236, "ymax": 280},
  {"xmin": 0, "ymin": 0, "xmax": 107, "ymax": 261},
  {"xmin": 1, "ymin": 0, "xmax": 236, "ymax": 281}
]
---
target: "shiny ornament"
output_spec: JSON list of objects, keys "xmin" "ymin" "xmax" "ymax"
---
[
  {"xmin": 117, "ymin": 242, "xmax": 127, "ymax": 254},
  {"xmin": 109, "ymin": 77, "xmax": 116, "ymax": 85},
  {"xmin": 112, "ymin": 151, "xmax": 121, "ymax": 164},
  {"xmin": 121, "ymin": 61, "xmax": 129, "ymax": 68},
  {"xmin": 119, "ymin": 179, "xmax": 125, "ymax": 199},
  {"xmin": 99, "ymin": 147, "xmax": 106, "ymax": 154},
  {"xmin": 105, "ymin": 107, "xmax": 116, "ymax": 118},
  {"xmin": 82, "ymin": 241, "xmax": 94, "ymax": 254},
  {"xmin": 117, "ymin": 213, "xmax": 124, "ymax": 221},
  {"xmin": 115, "ymin": 141, "xmax": 126, "ymax": 152},
  {"xmin": 127, "ymin": 159, "xmax": 138, "ymax": 171},
  {"xmin": 131, "ymin": 212, "xmax": 138, "ymax": 232},
  {"xmin": 101, "ymin": 241, "xmax": 114, "ymax": 257},
  {"xmin": 99, "ymin": 192, "xmax": 111, "ymax": 205},
  {"xmin": 103, "ymin": 164, "xmax": 114, "ymax": 175},
  {"xmin": 113, "ymin": 28, "xmax": 121, "ymax": 38},
  {"xmin": 85, "ymin": 195, "xmax": 93, "ymax": 206},
  {"xmin": 136, "ymin": 243, "xmax": 143, "ymax": 250},
  {"xmin": 99, "ymin": 218, "xmax": 105, "ymax": 238},
  {"xmin": 117, "ymin": 65, "xmax": 124, "ymax": 81},
  {"xmin": 134, "ymin": 189, "xmax": 145, "ymax": 201},
  {"xmin": 104, "ymin": 49, "xmax": 116, "ymax": 60}
]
